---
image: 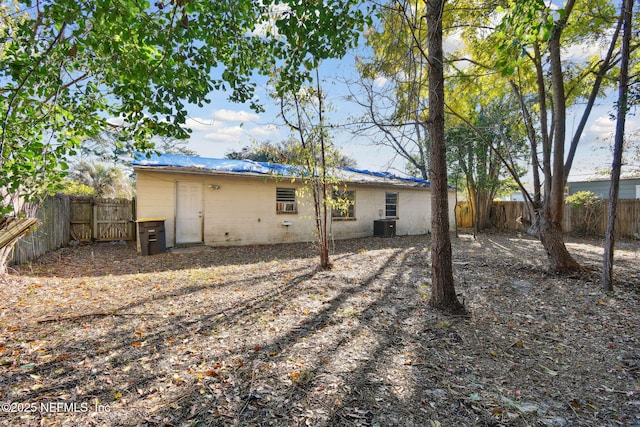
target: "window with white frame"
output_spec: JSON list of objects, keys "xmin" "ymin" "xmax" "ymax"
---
[
  {"xmin": 276, "ymin": 188, "xmax": 297, "ymax": 213},
  {"xmin": 385, "ymin": 192, "xmax": 398, "ymax": 217},
  {"xmin": 332, "ymin": 189, "xmax": 355, "ymax": 219}
]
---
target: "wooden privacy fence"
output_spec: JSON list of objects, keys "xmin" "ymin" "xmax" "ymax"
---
[
  {"xmin": 456, "ymin": 200, "xmax": 640, "ymax": 238},
  {"xmin": 94, "ymin": 198, "xmax": 135, "ymax": 242},
  {"xmin": 72, "ymin": 196, "xmax": 136, "ymax": 242},
  {"xmin": 10, "ymin": 195, "xmax": 136, "ymax": 266},
  {"xmin": 69, "ymin": 196, "xmax": 136, "ymax": 242},
  {"xmin": 70, "ymin": 196, "xmax": 93, "ymax": 242},
  {"xmin": 11, "ymin": 194, "xmax": 71, "ymax": 266}
]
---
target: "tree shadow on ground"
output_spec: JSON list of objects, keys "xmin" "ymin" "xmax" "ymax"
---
[
  {"xmin": 2, "ymin": 231, "xmax": 639, "ymax": 426},
  {"xmin": 14, "ymin": 234, "xmax": 433, "ymax": 278},
  {"xmin": 2, "ymin": 238, "xmax": 463, "ymax": 425}
]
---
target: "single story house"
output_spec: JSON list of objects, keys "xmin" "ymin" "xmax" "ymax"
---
[
  {"xmin": 567, "ymin": 176, "xmax": 640, "ymax": 199},
  {"xmin": 131, "ymin": 153, "xmax": 456, "ymax": 249}
]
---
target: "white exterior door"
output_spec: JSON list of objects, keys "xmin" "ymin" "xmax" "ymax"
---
[{"xmin": 176, "ymin": 181, "xmax": 203, "ymax": 244}]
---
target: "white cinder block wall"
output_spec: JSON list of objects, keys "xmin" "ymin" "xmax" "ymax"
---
[{"xmin": 135, "ymin": 170, "xmax": 456, "ymax": 248}]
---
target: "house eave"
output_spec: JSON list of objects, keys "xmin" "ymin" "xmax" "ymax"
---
[{"xmin": 132, "ymin": 165, "xmax": 433, "ymax": 190}]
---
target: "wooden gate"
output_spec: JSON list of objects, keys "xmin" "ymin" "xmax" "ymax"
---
[
  {"xmin": 93, "ymin": 198, "xmax": 135, "ymax": 241},
  {"xmin": 69, "ymin": 197, "xmax": 135, "ymax": 242},
  {"xmin": 70, "ymin": 196, "xmax": 93, "ymax": 242}
]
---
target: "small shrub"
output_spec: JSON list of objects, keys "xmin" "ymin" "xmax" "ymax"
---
[
  {"xmin": 566, "ymin": 191, "xmax": 603, "ymax": 235},
  {"xmin": 57, "ymin": 179, "xmax": 94, "ymax": 196},
  {"xmin": 566, "ymin": 191, "xmax": 602, "ymax": 208}
]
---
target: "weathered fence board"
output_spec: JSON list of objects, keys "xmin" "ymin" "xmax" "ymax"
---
[
  {"xmin": 93, "ymin": 198, "xmax": 135, "ymax": 241},
  {"xmin": 490, "ymin": 201, "xmax": 529, "ymax": 231},
  {"xmin": 455, "ymin": 202, "xmax": 473, "ymax": 229},
  {"xmin": 617, "ymin": 199, "xmax": 640, "ymax": 238},
  {"xmin": 457, "ymin": 199, "xmax": 640, "ymax": 238},
  {"xmin": 11, "ymin": 194, "xmax": 71, "ymax": 265},
  {"xmin": 70, "ymin": 196, "xmax": 93, "ymax": 242},
  {"xmin": 9, "ymin": 195, "xmax": 136, "ymax": 266}
]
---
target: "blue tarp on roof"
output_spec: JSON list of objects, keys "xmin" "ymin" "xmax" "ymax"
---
[
  {"xmin": 132, "ymin": 153, "xmax": 430, "ymax": 186},
  {"xmin": 132, "ymin": 153, "xmax": 298, "ymax": 175}
]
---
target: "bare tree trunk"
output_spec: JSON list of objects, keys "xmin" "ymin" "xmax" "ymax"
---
[
  {"xmin": 538, "ymin": 210, "xmax": 580, "ymax": 273},
  {"xmin": 281, "ymin": 76, "xmax": 333, "ymax": 270},
  {"xmin": 311, "ymin": 181, "xmax": 331, "ymax": 270},
  {"xmin": 602, "ymin": 0, "xmax": 633, "ymax": 291},
  {"xmin": 476, "ymin": 191, "xmax": 493, "ymax": 230},
  {"xmin": 536, "ymin": 0, "xmax": 582, "ymax": 273},
  {"xmin": 427, "ymin": 0, "xmax": 465, "ymax": 314},
  {"xmin": 0, "ymin": 245, "xmax": 13, "ymax": 275},
  {"xmin": 467, "ymin": 185, "xmax": 478, "ymax": 236},
  {"xmin": 317, "ymin": 75, "xmax": 332, "ymax": 270}
]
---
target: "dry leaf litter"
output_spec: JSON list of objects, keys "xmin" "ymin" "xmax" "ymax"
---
[{"xmin": 0, "ymin": 232, "xmax": 639, "ymax": 426}]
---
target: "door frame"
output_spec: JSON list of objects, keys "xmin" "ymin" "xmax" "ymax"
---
[{"xmin": 175, "ymin": 180, "xmax": 204, "ymax": 245}]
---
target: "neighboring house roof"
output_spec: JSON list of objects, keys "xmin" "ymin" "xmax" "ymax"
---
[
  {"xmin": 132, "ymin": 153, "xmax": 432, "ymax": 189},
  {"xmin": 567, "ymin": 176, "xmax": 640, "ymax": 199},
  {"xmin": 568, "ymin": 175, "xmax": 640, "ymax": 183}
]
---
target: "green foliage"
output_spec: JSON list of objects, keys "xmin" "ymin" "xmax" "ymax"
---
[
  {"xmin": 494, "ymin": 0, "xmax": 620, "ymax": 107},
  {"xmin": 566, "ymin": 191, "xmax": 603, "ymax": 207},
  {"xmin": 68, "ymin": 161, "xmax": 134, "ymax": 198},
  {"xmin": 356, "ymin": 0, "xmax": 430, "ymax": 179},
  {"xmin": 566, "ymin": 191, "xmax": 604, "ymax": 236},
  {"xmin": 446, "ymin": 97, "xmax": 528, "ymax": 204},
  {"xmin": 494, "ymin": 0, "xmax": 556, "ymax": 76},
  {"xmin": 57, "ymin": 179, "xmax": 95, "ymax": 196},
  {"xmin": 330, "ymin": 186, "xmax": 355, "ymax": 218},
  {"xmin": 495, "ymin": 177, "xmax": 523, "ymax": 199},
  {"xmin": 0, "ymin": 0, "xmax": 370, "ymax": 218},
  {"xmin": 226, "ymin": 138, "xmax": 357, "ymax": 168}
]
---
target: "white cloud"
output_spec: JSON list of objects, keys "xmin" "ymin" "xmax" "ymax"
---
[
  {"xmin": 373, "ymin": 76, "xmax": 388, "ymax": 88},
  {"xmin": 249, "ymin": 124, "xmax": 280, "ymax": 138},
  {"xmin": 443, "ymin": 29, "xmax": 464, "ymax": 54},
  {"xmin": 184, "ymin": 108, "xmax": 263, "ymax": 133},
  {"xmin": 203, "ymin": 126, "xmax": 246, "ymax": 142},
  {"xmin": 589, "ymin": 115, "xmax": 615, "ymax": 139},
  {"xmin": 563, "ymin": 41, "xmax": 605, "ymax": 61},
  {"xmin": 201, "ymin": 124, "xmax": 280, "ymax": 142},
  {"xmin": 580, "ymin": 114, "xmax": 640, "ymax": 152},
  {"xmin": 184, "ymin": 117, "xmax": 216, "ymax": 132},
  {"xmin": 106, "ymin": 116, "xmax": 127, "ymax": 127},
  {"xmin": 211, "ymin": 109, "xmax": 260, "ymax": 123},
  {"xmin": 248, "ymin": 2, "xmax": 291, "ymax": 39}
]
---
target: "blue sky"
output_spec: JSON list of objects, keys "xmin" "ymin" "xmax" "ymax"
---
[
  {"xmin": 178, "ymin": 18, "xmax": 639, "ymax": 183},
  {"xmin": 180, "ymin": 54, "xmax": 403, "ymax": 173}
]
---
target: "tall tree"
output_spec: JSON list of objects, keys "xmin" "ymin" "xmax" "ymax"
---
[
  {"xmin": 460, "ymin": 0, "xmax": 630, "ymax": 273},
  {"xmin": 0, "ymin": 0, "xmax": 369, "ymax": 273},
  {"xmin": 226, "ymin": 138, "xmax": 357, "ymax": 168},
  {"xmin": 356, "ymin": 0, "xmax": 528, "ymax": 226},
  {"xmin": 446, "ymin": 96, "xmax": 528, "ymax": 232},
  {"xmin": 68, "ymin": 161, "xmax": 134, "ymax": 198},
  {"xmin": 426, "ymin": 0, "xmax": 465, "ymax": 314},
  {"xmin": 361, "ymin": 0, "xmax": 464, "ymax": 312},
  {"xmin": 278, "ymin": 74, "xmax": 340, "ymax": 269},
  {"xmin": 602, "ymin": 0, "xmax": 635, "ymax": 291},
  {"xmin": 351, "ymin": 2, "xmax": 430, "ymax": 179}
]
